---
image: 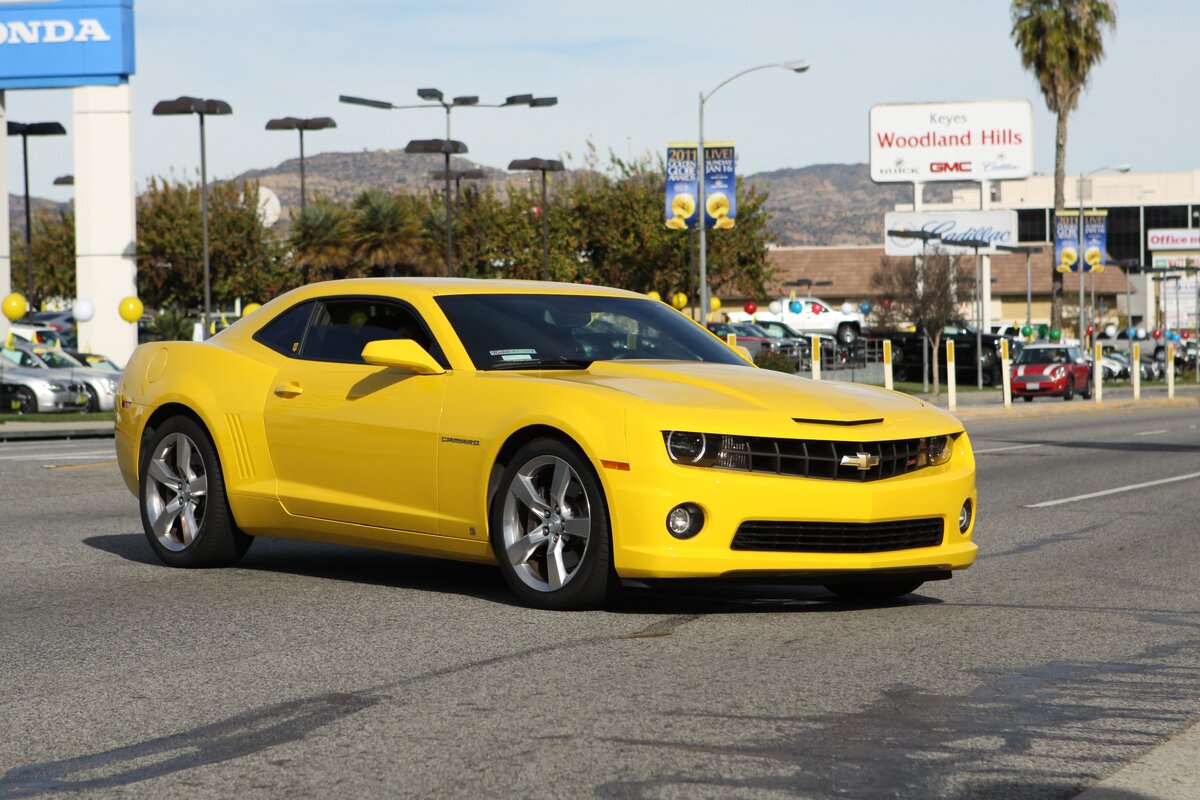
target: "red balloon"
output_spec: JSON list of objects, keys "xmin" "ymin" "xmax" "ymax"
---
[
  {"xmin": 882, "ymin": 298, "xmax": 893, "ymax": 310},
  {"xmin": 1183, "ymin": 331, "xmax": 1191, "ymax": 340},
  {"xmin": 744, "ymin": 301, "xmax": 757, "ymax": 315},
  {"xmin": 1086, "ymin": 325, "xmax": 1094, "ymax": 335},
  {"xmin": 1152, "ymin": 329, "xmax": 1162, "ymax": 339},
  {"xmin": 812, "ymin": 303, "xmax": 824, "ymax": 313}
]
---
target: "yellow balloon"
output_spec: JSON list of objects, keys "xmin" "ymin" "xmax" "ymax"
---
[
  {"xmin": 709, "ymin": 296, "xmax": 722, "ymax": 312},
  {"xmin": 671, "ymin": 292, "xmax": 689, "ymax": 310},
  {"xmin": 118, "ymin": 296, "xmax": 144, "ymax": 323},
  {"xmin": 2, "ymin": 292, "xmax": 28, "ymax": 322},
  {"xmin": 646, "ymin": 290, "xmax": 661, "ymax": 302},
  {"xmin": 242, "ymin": 303, "xmax": 262, "ymax": 316}
]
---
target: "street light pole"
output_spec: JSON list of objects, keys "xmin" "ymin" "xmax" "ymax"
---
[
  {"xmin": 996, "ymin": 244, "xmax": 1043, "ymax": 330},
  {"xmin": 405, "ymin": 139, "xmax": 468, "ymax": 276},
  {"xmin": 886, "ymin": 228, "xmax": 941, "ymax": 392},
  {"xmin": 509, "ymin": 158, "xmax": 565, "ymax": 280},
  {"xmin": 957, "ymin": 238, "xmax": 993, "ymax": 390},
  {"xmin": 1077, "ymin": 164, "xmax": 1130, "ymax": 350},
  {"xmin": 6, "ymin": 121, "xmax": 67, "ymax": 301},
  {"xmin": 266, "ymin": 116, "xmax": 337, "ymax": 213},
  {"xmin": 697, "ymin": 61, "xmax": 809, "ymax": 321},
  {"xmin": 153, "ymin": 97, "xmax": 233, "ymax": 338}
]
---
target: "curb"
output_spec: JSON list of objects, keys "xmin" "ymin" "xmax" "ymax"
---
[
  {"xmin": 1073, "ymin": 717, "xmax": 1200, "ymax": 799},
  {"xmin": 0, "ymin": 423, "xmax": 115, "ymax": 443},
  {"xmin": 950, "ymin": 395, "xmax": 1200, "ymax": 422}
]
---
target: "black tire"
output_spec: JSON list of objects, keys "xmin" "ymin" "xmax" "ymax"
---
[
  {"xmin": 14, "ymin": 387, "xmax": 37, "ymax": 414},
  {"xmin": 1023, "ymin": 395, "xmax": 1034, "ymax": 402},
  {"xmin": 138, "ymin": 416, "xmax": 252, "ymax": 568},
  {"xmin": 1062, "ymin": 377, "xmax": 1074, "ymax": 401},
  {"xmin": 490, "ymin": 437, "xmax": 612, "ymax": 610},
  {"xmin": 825, "ymin": 580, "xmax": 924, "ymax": 602},
  {"xmin": 83, "ymin": 385, "xmax": 100, "ymax": 413},
  {"xmin": 1081, "ymin": 376, "xmax": 1093, "ymax": 399},
  {"xmin": 836, "ymin": 324, "xmax": 858, "ymax": 345}
]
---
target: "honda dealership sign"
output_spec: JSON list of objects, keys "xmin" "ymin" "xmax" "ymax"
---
[
  {"xmin": 0, "ymin": 0, "xmax": 134, "ymax": 89},
  {"xmin": 870, "ymin": 100, "xmax": 1033, "ymax": 183},
  {"xmin": 884, "ymin": 210, "xmax": 1017, "ymax": 256}
]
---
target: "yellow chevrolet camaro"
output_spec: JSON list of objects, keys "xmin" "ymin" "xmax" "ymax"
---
[{"xmin": 115, "ymin": 279, "xmax": 977, "ymax": 610}]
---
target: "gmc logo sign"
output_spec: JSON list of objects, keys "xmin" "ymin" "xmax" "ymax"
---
[{"xmin": 930, "ymin": 161, "xmax": 972, "ymax": 173}]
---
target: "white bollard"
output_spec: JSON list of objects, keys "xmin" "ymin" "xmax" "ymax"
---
[
  {"xmin": 947, "ymin": 341, "xmax": 956, "ymax": 412},
  {"xmin": 1168, "ymin": 344, "xmax": 1175, "ymax": 399},
  {"xmin": 1093, "ymin": 342, "xmax": 1102, "ymax": 404},
  {"xmin": 1001, "ymin": 339, "xmax": 1012, "ymax": 409},
  {"xmin": 811, "ymin": 336, "xmax": 821, "ymax": 381},
  {"xmin": 1132, "ymin": 343, "xmax": 1140, "ymax": 401},
  {"xmin": 883, "ymin": 339, "xmax": 894, "ymax": 391}
]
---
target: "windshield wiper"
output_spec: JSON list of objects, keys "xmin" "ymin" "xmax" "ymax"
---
[{"xmin": 489, "ymin": 356, "xmax": 594, "ymax": 371}]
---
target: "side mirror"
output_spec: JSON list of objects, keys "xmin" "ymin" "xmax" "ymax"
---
[
  {"xmin": 361, "ymin": 339, "xmax": 445, "ymax": 374},
  {"xmin": 733, "ymin": 344, "xmax": 754, "ymax": 363}
]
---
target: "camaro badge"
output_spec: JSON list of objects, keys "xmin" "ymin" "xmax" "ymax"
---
[{"xmin": 841, "ymin": 452, "xmax": 880, "ymax": 471}]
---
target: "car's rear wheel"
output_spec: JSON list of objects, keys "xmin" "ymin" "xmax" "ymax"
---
[
  {"xmin": 139, "ymin": 416, "xmax": 252, "ymax": 568},
  {"xmin": 491, "ymin": 438, "xmax": 611, "ymax": 610},
  {"xmin": 83, "ymin": 385, "xmax": 100, "ymax": 413},
  {"xmin": 13, "ymin": 387, "xmax": 37, "ymax": 414},
  {"xmin": 1081, "ymin": 376, "xmax": 1093, "ymax": 399},
  {"xmin": 1023, "ymin": 395, "xmax": 1034, "ymax": 402},
  {"xmin": 836, "ymin": 324, "xmax": 858, "ymax": 345},
  {"xmin": 825, "ymin": 580, "xmax": 924, "ymax": 602}
]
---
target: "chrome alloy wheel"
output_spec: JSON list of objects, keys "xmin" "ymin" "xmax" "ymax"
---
[
  {"xmin": 501, "ymin": 454, "xmax": 592, "ymax": 592},
  {"xmin": 144, "ymin": 432, "xmax": 209, "ymax": 552}
]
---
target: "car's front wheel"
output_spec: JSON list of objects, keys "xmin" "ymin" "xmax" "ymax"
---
[
  {"xmin": 13, "ymin": 387, "xmax": 36, "ymax": 414},
  {"xmin": 491, "ymin": 438, "xmax": 611, "ymax": 610},
  {"xmin": 139, "ymin": 416, "xmax": 252, "ymax": 567},
  {"xmin": 83, "ymin": 385, "xmax": 100, "ymax": 413},
  {"xmin": 825, "ymin": 580, "xmax": 924, "ymax": 602},
  {"xmin": 836, "ymin": 324, "xmax": 858, "ymax": 345},
  {"xmin": 1062, "ymin": 377, "xmax": 1075, "ymax": 401}
]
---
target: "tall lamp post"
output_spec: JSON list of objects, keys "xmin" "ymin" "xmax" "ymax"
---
[
  {"xmin": 428, "ymin": 168, "xmax": 485, "ymax": 202},
  {"xmin": 152, "ymin": 97, "xmax": 233, "ymax": 339},
  {"xmin": 265, "ymin": 116, "xmax": 337, "ymax": 213},
  {"xmin": 509, "ymin": 158, "xmax": 565, "ymax": 280},
  {"xmin": 53, "ymin": 175, "xmax": 74, "ymax": 186},
  {"xmin": 784, "ymin": 277, "xmax": 832, "ymax": 298},
  {"xmin": 1076, "ymin": 164, "xmax": 1130, "ymax": 350},
  {"xmin": 995, "ymin": 244, "xmax": 1043, "ymax": 330},
  {"xmin": 697, "ymin": 61, "xmax": 809, "ymax": 321},
  {"xmin": 887, "ymin": 228, "xmax": 942, "ymax": 392},
  {"xmin": 405, "ymin": 139, "xmax": 468, "ymax": 276},
  {"xmin": 957, "ymin": 238, "xmax": 993, "ymax": 390},
  {"xmin": 7, "ymin": 121, "xmax": 67, "ymax": 300},
  {"xmin": 340, "ymin": 89, "xmax": 556, "ymax": 141}
]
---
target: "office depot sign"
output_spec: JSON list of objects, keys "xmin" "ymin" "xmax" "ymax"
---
[
  {"xmin": 870, "ymin": 100, "xmax": 1033, "ymax": 183},
  {"xmin": 1147, "ymin": 229, "xmax": 1200, "ymax": 251}
]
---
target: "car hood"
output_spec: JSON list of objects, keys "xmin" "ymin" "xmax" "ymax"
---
[
  {"xmin": 1013, "ymin": 364, "xmax": 1062, "ymax": 376},
  {"xmin": 538, "ymin": 360, "xmax": 954, "ymax": 432}
]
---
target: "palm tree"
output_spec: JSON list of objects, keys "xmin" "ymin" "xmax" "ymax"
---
[
  {"xmin": 347, "ymin": 188, "xmax": 420, "ymax": 277},
  {"xmin": 289, "ymin": 203, "xmax": 350, "ymax": 284},
  {"xmin": 1011, "ymin": 0, "xmax": 1117, "ymax": 329}
]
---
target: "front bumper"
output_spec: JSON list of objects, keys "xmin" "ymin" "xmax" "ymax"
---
[
  {"xmin": 1011, "ymin": 375, "xmax": 1067, "ymax": 396},
  {"xmin": 600, "ymin": 433, "xmax": 978, "ymax": 580}
]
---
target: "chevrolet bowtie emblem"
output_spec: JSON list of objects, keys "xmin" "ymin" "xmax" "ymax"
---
[{"xmin": 840, "ymin": 452, "xmax": 881, "ymax": 471}]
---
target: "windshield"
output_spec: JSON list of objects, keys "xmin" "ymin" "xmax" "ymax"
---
[
  {"xmin": 1016, "ymin": 348, "xmax": 1069, "ymax": 365},
  {"xmin": 32, "ymin": 349, "xmax": 83, "ymax": 368},
  {"xmin": 437, "ymin": 293, "xmax": 748, "ymax": 370}
]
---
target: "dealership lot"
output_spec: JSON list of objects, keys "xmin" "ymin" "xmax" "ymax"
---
[{"xmin": 2, "ymin": 408, "xmax": 1199, "ymax": 799}]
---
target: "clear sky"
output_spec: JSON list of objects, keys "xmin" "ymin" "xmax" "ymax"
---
[{"xmin": 6, "ymin": 0, "xmax": 1199, "ymax": 204}]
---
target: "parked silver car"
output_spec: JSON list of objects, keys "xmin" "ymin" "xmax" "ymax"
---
[
  {"xmin": 2, "ymin": 343, "xmax": 119, "ymax": 412},
  {"xmin": 0, "ymin": 366, "xmax": 89, "ymax": 414}
]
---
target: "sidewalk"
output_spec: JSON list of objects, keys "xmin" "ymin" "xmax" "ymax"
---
[{"xmin": 0, "ymin": 419, "xmax": 115, "ymax": 442}]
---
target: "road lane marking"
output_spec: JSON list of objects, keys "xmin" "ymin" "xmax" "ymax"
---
[
  {"xmin": 1133, "ymin": 429, "xmax": 1168, "ymax": 436},
  {"xmin": 44, "ymin": 460, "xmax": 118, "ymax": 471},
  {"xmin": 0, "ymin": 451, "xmax": 114, "ymax": 461},
  {"xmin": 1026, "ymin": 471, "xmax": 1200, "ymax": 508},
  {"xmin": 974, "ymin": 443, "xmax": 1046, "ymax": 454}
]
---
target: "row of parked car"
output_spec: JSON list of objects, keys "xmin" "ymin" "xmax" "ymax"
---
[{"xmin": 2, "ymin": 320, "xmax": 122, "ymax": 414}]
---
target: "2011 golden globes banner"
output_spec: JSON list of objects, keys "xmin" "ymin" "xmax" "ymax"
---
[
  {"xmin": 665, "ymin": 142, "xmax": 736, "ymax": 230},
  {"xmin": 1055, "ymin": 211, "xmax": 1108, "ymax": 273}
]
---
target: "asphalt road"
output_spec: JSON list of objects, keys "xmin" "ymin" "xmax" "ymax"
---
[{"xmin": 1, "ymin": 407, "xmax": 1199, "ymax": 799}]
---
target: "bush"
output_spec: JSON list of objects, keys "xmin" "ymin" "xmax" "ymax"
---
[
  {"xmin": 754, "ymin": 349, "xmax": 796, "ymax": 373},
  {"xmin": 149, "ymin": 308, "xmax": 195, "ymax": 341}
]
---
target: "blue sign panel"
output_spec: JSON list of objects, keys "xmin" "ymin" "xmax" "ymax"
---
[
  {"xmin": 702, "ymin": 142, "xmax": 736, "ymax": 230},
  {"xmin": 664, "ymin": 143, "xmax": 699, "ymax": 230},
  {"xmin": 0, "ymin": 1, "xmax": 135, "ymax": 89}
]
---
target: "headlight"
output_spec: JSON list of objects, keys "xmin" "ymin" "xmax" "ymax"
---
[
  {"xmin": 920, "ymin": 435, "xmax": 954, "ymax": 467},
  {"xmin": 663, "ymin": 431, "xmax": 753, "ymax": 470},
  {"xmin": 103, "ymin": 377, "xmax": 118, "ymax": 392},
  {"xmin": 47, "ymin": 383, "xmax": 64, "ymax": 391},
  {"xmin": 665, "ymin": 431, "xmax": 709, "ymax": 464},
  {"xmin": 1050, "ymin": 366, "xmax": 1066, "ymax": 379}
]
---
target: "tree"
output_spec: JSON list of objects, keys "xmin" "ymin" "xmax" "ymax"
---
[
  {"xmin": 289, "ymin": 202, "xmax": 351, "ymax": 284},
  {"xmin": 11, "ymin": 208, "xmax": 76, "ymax": 307},
  {"xmin": 870, "ymin": 250, "xmax": 971, "ymax": 399},
  {"xmin": 1011, "ymin": 0, "xmax": 1117, "ymax": 330},
  {"xmin": 347, "ymin": 188, "xmax": 421, "ymax": 277}
]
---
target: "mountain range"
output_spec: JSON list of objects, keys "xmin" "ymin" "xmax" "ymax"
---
[{"xmin": 11, "ymin": 156, "xmax": 971, "ymax": 247}]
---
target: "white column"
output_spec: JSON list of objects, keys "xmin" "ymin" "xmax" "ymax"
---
[
  {"xmin": 980, "ymin": 180, "xmax": 994, "ymax": 331},
  {"xmin": 73, "ymin": 84, "xmax": 138, "ymax": 365},
  {"xmin": 0, "ymin": 91, "xmax": 11, "ymax": 341},
  {"xmin": 947, "ymin": 341, "xmax": 957, "ymax": 412}
]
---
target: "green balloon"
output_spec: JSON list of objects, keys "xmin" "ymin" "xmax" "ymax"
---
[
  {"xmin": 1037, "ymin": 324, "xmax": 1049, "ymax": 338},
  {"xmin": 1020, "ymin": 325, "xmax": 1033, "ymax": 337},
  {"xmin": 1049, "ymin": 327, "xmax": 1062, "ymax": 341}
]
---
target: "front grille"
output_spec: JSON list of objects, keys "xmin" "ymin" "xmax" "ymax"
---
[
  {"xmin": 728, "ymin": 436, "xmax": 925, "ymax": 482},
  {"xmin": 732, "ymin": 518, "xmax": 944, "ymax": 553}
]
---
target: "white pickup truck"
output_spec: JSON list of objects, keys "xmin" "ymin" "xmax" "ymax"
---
[{"xmin": 728, "ymin": 297, "xmax": 868, "ymax": 344}]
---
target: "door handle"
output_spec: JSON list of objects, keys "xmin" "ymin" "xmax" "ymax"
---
[{"xmin": 274, "ymin": 382, "xmax": 303, "ymax": 398}]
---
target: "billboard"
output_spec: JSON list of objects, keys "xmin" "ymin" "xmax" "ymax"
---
[
  {"xmin": 870, "ymin": 100, "xmax": 1033, "ymax": 183},
  {"xmin": 664, "ymin": 141, "xmax": 736, "ymax": 230},
  {"xmin": 1054, "ymin": 211, "xmax": 1108, "ymax": 273},
  {"xmin": 0, "ymin": 1, "xmax": 134, "ymax": 89},
  {"xmin": 1148, "ymin": 229, "xmax": 1200, "ymax": 251},
  {"xmin": 884, "ymin": 210, "xmax": 1017, "ymax": 256}
]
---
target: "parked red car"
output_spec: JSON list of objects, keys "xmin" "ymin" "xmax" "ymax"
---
[{"xmin": 1011, "ymin": 343, "xmax": 1092, "ymax": 401}]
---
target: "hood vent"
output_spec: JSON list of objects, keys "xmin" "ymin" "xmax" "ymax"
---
[{"xmin": 793, "ymin": 417, "xmax": 884, "ymax": 426}]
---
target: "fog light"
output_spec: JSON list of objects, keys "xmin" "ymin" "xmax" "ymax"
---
[
  {"xmin": 958, "ymin": 500, "xmax": 973, "ymax": 533},
  {"xmin": 666, "ymin": 503, "xmax": 704, "ymax": 539}
]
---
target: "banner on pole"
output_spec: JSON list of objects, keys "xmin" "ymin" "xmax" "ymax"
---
[
  {"xmin": 664, "ymin": 141, "xmax": 736, "ymax": 230},
  {"xmin": 1054, "ymin": 211, "xmax": 1108, "ymax": 273}
]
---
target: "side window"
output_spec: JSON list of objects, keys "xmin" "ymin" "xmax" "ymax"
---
[
  {"xmin": 299, "ymin": 298, "xmax": 445, "ymax": 365},
  {"xmin": 254, "ymin": 301, "xmax": 315, "ymax": 357}
]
